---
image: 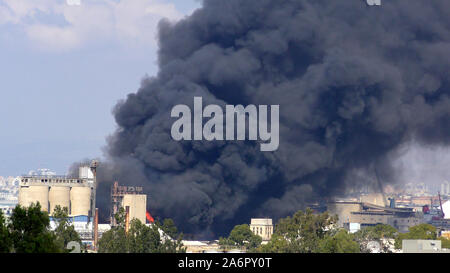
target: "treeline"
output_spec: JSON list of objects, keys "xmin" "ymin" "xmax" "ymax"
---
[
  {"xmin": 0, "ymin": 203, "xmax": 81, "ymax": 253},
  {"xmin": 0, "ymin": 203, "xmax": 185, "ymax": 253},
  {"xmin": 2, "ymin": 205, "xmax": 449, "ymax": 253},
  {"xmin": 97, "ymin": 207, "xmax": 185, "ymax": 253},
  {"xmin": 219, "ymin": 208, "xmax": 450, "ymax": 253}
]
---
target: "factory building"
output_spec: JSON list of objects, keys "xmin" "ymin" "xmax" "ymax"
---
[
  {"xmin": 18, "ymin": 161, "xmax": 97, "ymax": 218},
  {"xmin": 250, "ymin": 218, "xmax": 273, "ymax": 241},
  {"xmin": 17, "ymin": 161, "xmax": 99, "ymax": 246},
  {"xmin": 328, "ymin": 201, "xmax": 422, "ymax": 233},
  {"xmin": 110, "ymin": 182, "xmax": 147, "ymax": 226},
  {"xmin": 122, "ymin": 194, "xmax": 147, "ymax": 224}
]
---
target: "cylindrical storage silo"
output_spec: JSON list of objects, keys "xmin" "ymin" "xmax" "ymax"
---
[
  {"xmin": 70, "ymin": 187, "xmax": 91, "ymax": 216},
  {"xmin": 49, "ymin": 186, "xmax": 71, "ymax": 215},
  {"xmin": 28, "ymin": 185, "xmax": 49, "ymax": 212},
  {"xmin": 18, "ymin": 186, "xmax": 30, "ymax": 207}
]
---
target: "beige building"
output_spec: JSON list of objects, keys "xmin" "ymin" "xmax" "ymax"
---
[
  {"xmin": 402, "ymin": 240, "xmax": 450, "ymax": 253},
  {"xmin": 349, "ymin": 211, "xmax": 392, "ymax": 225},
  {"xmin": 327, "ymin": 201, "xmax": 362, "ymax": 227},
  {"xmin": 328, "ymin": 201, "xmax": 422, "ymax": 233},
  {"xmin": 18, "ymin": 165, "xmax": 96, "ymax": 217},
  {"xmin": 360, "ymin": 193, "xmax": 387, "ymax": 207},
  {"xmin": 122, "ymin": 194, "xmax": 147, "ymax": 224},
  {"xmin": 250, "ymin": 218, "xmax": 273, "ymax": 241}
]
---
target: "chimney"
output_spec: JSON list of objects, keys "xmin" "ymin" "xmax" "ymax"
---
[
  {"xmin": 125, "ymin": 206, "xmax": 130, "ymax": 234},
  {"xmin": 94, "ymin": 208, "xmax": 99, "ymax": 250}
]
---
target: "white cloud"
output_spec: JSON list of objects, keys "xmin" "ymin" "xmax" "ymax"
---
[{"xmin": 0, "ymin": 0, "xmax": 184, "ymax": 51}]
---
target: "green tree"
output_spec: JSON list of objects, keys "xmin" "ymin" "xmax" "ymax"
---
[
  {"xmin": 229, "ymin": 224, "xmax": 255, "ymax": 246},
  {"xmin": 154, "ymin": 218, "xmax": 185, "ymax": 253},
  {"xmin": 0, "ymin": 210, "xmax": 12, "ymax": 253},
  {"xmin": 439, "ymin": 237, "xmax": 450, "ymax": 249},
  {"xmin": 97, "ymin": 227, "xmax": 127, "ymax": 253},
  {"xmin": 126, "ymin": 219, "xmax": 162, "ymax": 253},
  {"xmin": 98, "ymin": 209, "xmax": 184, "ymax": 253},
  {"xmin": 52, "ymin": 205, "xmax": 82, "ymax": 252},
  {"xmin": 395, "ymin": 224, "xmax": 437, "ymax": 249},
  {"xmin": 218, "ymin": 237, "xmax": 233, "ymax": 248},
  {"xmin": 258, "ymin": 234, "xmax": 290, "ymax": 253},
  {"xmin": 354, "ymin": 224, "xmax": 398, "ymax": 253},
  {"xmin": 263, "ymin": 208, "xmax": 338, "ymax": 253},
  {"xmin": 160, "ymin": 219, "xmax": 178, "ymax": 239},
  {"xmin": 219, "ymin": 224, "xmax": 262, "ymax": 251},
  {"xmin": 98, "ymin": 208, "xmax": 127, "ymax": 253},
  {"xmin": 318, "ymin": 229, "xmax": 360, "ymax": 253},
  {"xmin": 8, "ymin": 203, "xmax": 61, "ymax": 253}
]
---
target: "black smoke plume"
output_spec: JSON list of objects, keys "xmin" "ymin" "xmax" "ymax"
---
[{"xmin": 97, "ymin": 0, "xmax": 450, "ymax": 238}]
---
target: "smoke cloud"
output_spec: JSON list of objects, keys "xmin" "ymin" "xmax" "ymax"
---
[{"xmin": 97, "ymin": 0, "xmax": 450, "ymax": 237}]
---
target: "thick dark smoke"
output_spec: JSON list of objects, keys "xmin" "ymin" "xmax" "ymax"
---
[{"xmin": 97, "ymin": 0, "xmax": 450, "ymax": 238}]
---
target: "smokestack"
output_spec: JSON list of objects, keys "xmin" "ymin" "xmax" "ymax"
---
[
  {"xmin": 94, "ymin": 208, "xmax": 99, "ymax": 250},
  {"xmin": 125, "ymin": 206, "xmax": 130, "ymax": 234},
  {"xmin": 90, "ymin": 160, "xmax": 98, "ymax": 219}
]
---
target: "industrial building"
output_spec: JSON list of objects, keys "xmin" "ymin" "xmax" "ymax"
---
[
  {"xmin": 328, "ymin": 201, "xmax": 422, "ymax": 233},
  {"xmin": 18, "ymin": 161, "xmax": 99, "ymax": 244},
  {"xmin": 18, "ymin": 161, "xmax": 98, "ymax": 217},
  {"xmin": 110, "ymin": 181, "xmax": 147, "ymax": 226},
  {"xmin": 250, "ymin": 218, "xmax": 273, "ymax": 241}
]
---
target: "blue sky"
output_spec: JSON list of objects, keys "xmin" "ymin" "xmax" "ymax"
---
[{"xmin": 0, "ymin": 0, "xmax": 201, "ymax": 176}]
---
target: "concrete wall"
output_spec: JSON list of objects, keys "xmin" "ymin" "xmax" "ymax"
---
[
  {"xmin": 19, "ymin": 185, "xmax": 49, "ymax": 212},
  {"xmin": 122, "ymin": 194, "xmax": 147, "ymax": 224},
  {"xmin": 389, "ymin": 217, "xmax": 422, "ymax": 233},
  {"xmin": 402, "ymin": 240, "xmax": 442, "ymax": 253},
  {"xmin": 70, "ymin": 187, "xmax": 91, "ymax": 216},
  {"xmin": 327, "ymin": 202, "xmax": 362, "ymax": 227},
  {"xmin": 49, "ymin": 186, "xmax": 70, "ymax": 214},
  {"xmin": 349, "ymin": 212, "xmax": 391, "ymax": 226}
]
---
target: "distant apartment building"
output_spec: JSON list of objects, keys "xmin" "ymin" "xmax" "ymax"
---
[{"xmin": 0, "ymin": 176, "xmax": 20, "ymax": 210}]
